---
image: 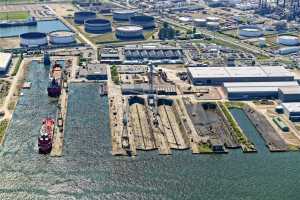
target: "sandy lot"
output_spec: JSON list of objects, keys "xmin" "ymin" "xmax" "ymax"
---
[
  {"xmin": 49, "ymin": 3, "xmax": 78, "ymax": 17},
  {"xmin": 0, "ymin": 37, "xmax": 20, "ymax": 49}
]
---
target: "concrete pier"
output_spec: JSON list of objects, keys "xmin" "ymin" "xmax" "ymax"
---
[
  {"xmin": 50, "ymin": 86, "xmax": 67, "ymax": 157},
  {"xmin": 50, "ymin": 60, "xmax": 71, "ymax": 157},
  {"xmin": 109, "ymin": 95, "xmax": 128, "ymax": 156}
]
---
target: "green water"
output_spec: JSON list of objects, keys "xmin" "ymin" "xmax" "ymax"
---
[{"xmin": 0, "ymin": 62, "xmax": 300, "ymax": 199}]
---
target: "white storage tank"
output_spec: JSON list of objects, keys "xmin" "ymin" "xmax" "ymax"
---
[
  {"xmin": 178, "ymin": 17, "xmax": 192, "ymax": 23},
  {"xmin": 84, "ymin": 18, "xmax": 112, "ymax": 34},
  {"xmin": 129, "ymin": 15, "xmax": 155, "ymax": 29},
  {"xmin": 279, "ymin": 47, "xmax": 300, "ymax": 55},
  {"xmin": 206, "ymin": 16, "xmax": 220, "ymax": 22},
  {"xmin": 20, "ymin": 32, "xmax": 48, "ymax": 47},
  {"xmin": 277, "ymin": 35, "xmax": 299, "ymax": 46},
  {"xmin": 115, "ymin": 25, "xmax": 144, "ymax": 39},
  {"xmin": 49, "ymin": 30, "xmax": 76, "ymax": 45},
  {"xmin": 194, "ymin": 18, "xmax": 207, "ymax": 27},
  {"xmin": 207, "ymin": 22, "xmax": 220, "ymax": 31},
  {"xmin": 74, "ymin": 11, "xmax": 96, "ymax": 24},
  {"xmin": 113, "ymin": 9, "xmax": 136, "ymax": 21},
  {"xmin": 239, "ymin": 25, "xmax": 263, "ymax": 37},
  {"xmin": 258, "ymin": 37, "xmax": 266, "ymax": 47}
]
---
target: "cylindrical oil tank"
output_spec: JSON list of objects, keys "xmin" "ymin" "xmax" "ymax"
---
[
  {"xmin": 206, "ymin": 16, "xmax": 220, "ymax": 22},
  {"xmin": 277, "ymin": 35, "xmax": 299, "ymax": 46},
  {"xmin": 178, "ymin": 16, "xmax": 192, "ymax": 23},
  {"xmin": 194, "ymin": 18, "xmax": 207, "ymax": 27},
  {"xmin": 129, "ymin": 15, "xmax": 155, "ymax": 29},
  {"xmin": 258, "ymin": 37, "xmax": 266, "ymax": 47},
  {"xmin": 20, "ymin": 32, "xmax": 47, "ymax": 47},
  {"xmin": 49, "ymin": 30, "xmax": 76, "ymax": 44},
  {"xmin": 207, "ymin": 22, "xmax": 220, "ymax": 31},
  {"xmin": 84, "ymin": 18, "xmax": 112, "ymax": 34},
  {"xmin": 112, "ymin": 9, "xmax": 136, "ymax": 21},
  {"xmin": 74, "ymin": 11, "xmax": 96, "ymax": 24},
  {"xmin": 239, "ymin": 25, "xmax": 263, "ymax": 37},
  {"xmin": 115, "ymin": 25, "xmax": 143, "ymax": 39}
]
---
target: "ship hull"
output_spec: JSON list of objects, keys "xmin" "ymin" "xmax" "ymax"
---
[
  {"xmin": 38, "ymin": 118, "xmax": 54, "ymax": 154},
  {"xmin": 47, "ymin": 63, "xmax": 62, "ymax": 97},
  {"xmin": 38, "ymin": 143, "xmax": 52, "ymax": 154},
  {"xmin": 0, "ymin": 21, "xmax": 37, "ymax": 27},
  {"xmin": 47, "ymin": 87, "xmax": 61, "ymax": 97}
]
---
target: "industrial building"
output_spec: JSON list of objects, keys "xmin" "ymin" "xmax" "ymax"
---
[
  {"xmin": 121, "ymin": 84, "xmax": 177, "ymax": 95},
  {"xmin": 84, "ymin": 18, "xmax": 112, "ymax": 34},
  {"xmin": 124, "ymin": 45, "xmax": 183, "ymax": 62},
  {"xmin": 281, "ymin": 102, "xmax": 300, "ymax": 122},
  {"xmin": 49, "ymin": 30, "xmax": 76, "ymax": 45},
  {"xmin": 86, "ymin": 63, "xmax": 107, "ymax": 80},
  {"xmin": 278, "ymin": 87, "xmax": 300, "ymax": 102},
  {"xmin": 74, "ymin": 11, "xmax": 96, "ymax": 24},
  {"xmin": 0, "ymin": 52, "xmax": 12, "ymax": 73},
  {"xmin": 20, "ymin": 32, "xmax": 48, "ymax": 47},
  {"xmin": 115, "ymin": 26, "xmax": 144, "ymax": 39},
  {"xmin": 112, "ymin": 9, "xmax": 136, "ymax": 21},
  {"xmin": 224, "ymin": 81, "xmax": 299, "ymax": 100},
  {"xmin": 188, "ymin": 66, "xmax": 294, "ymax": 85},
  {"xmin": 79, "ymin": 63, "xmax": 108, "ymax": 80},
  {"xmin": 129, "ymin": 15, "xmax": 155, "ymax": 29}
]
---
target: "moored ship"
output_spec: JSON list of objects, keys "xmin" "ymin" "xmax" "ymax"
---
[
  {"xmin": 43, "ymin": 52, "xmax": 51, "ymax": 66},
  {"xmin": 99, "ymin": 83, "xmax": 107, "ymax": 96},
  {"xmin": 38, "ymin": 118, "xmax": 55, "ymax": 154},
  {"xmin": 47, "ymin": 63, "xmax": 62, "ymax": 97},
  {"xmin": 0, "ymin": 17, "xmax": 37, "ymax": 28}
]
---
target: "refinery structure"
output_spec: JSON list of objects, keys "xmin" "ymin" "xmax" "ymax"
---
[{"xmin": 258, "ymin": 0, "xmax": 300, "ymax": 20}]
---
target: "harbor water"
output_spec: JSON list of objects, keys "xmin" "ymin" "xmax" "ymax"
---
[
  {"xmin": 0, "ymin": 62, "xmax": 300, "ymax": 199},
  {"xmin": 0, "ymin": 20, "xmax": 70, "ymax": 38}
]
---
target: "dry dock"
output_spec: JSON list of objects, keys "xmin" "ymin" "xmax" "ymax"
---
[
  {"xmin": 244, "ymin": 105, "xmax": 289, "ymax": 152},
  {"xmin": 184, "ymin": 100, "xmax": 239, "ymax": 152},
  {"xmin": 128, "ymin": 96, "xmax": 156, "ymax": 150},
  {"xmin": 110, "ymin": 94, "xmax": 195, "ymax": 156},
  {"xmin": 158, "ymin": 99, "xmax": 189, "ymax": 150}
]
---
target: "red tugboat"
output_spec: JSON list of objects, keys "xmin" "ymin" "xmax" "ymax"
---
[
  {"xmin": 38, "ymin": 118, "xmax": 55, "ymax": 154},
  {"xmin": 47, "ymin": 63, "xmax": 62, "ymax": 97}
]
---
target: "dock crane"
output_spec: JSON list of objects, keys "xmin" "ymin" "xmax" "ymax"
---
[
  {"xmin": 120, "ymin": 61, "xmax": 162, "ymax": 154},
  {"xmin": 148, "ymin": 62, "xmax": 159, "ymax": 127}
]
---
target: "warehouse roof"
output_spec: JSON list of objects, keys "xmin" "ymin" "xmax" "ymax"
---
[
  {"xmin": 281, "ymin": 102, "xmax": 300, "ymax": 113},
  {"xmin": 278, "ymin": 86, "xmax": 300, "ymax": 94},
  {"xmin": 188, "ymin": 66, "xmax": 293, "ymax": 79},
  {"xmin": 226, "ymin": 87, "xmax": 279, "ymax": 93},
  {"xmin": 224, "ymin": 81, "xmax": 299, "ymax": 88},
  {"xmin": 87, "ymin": 63, "xmax": 107, "ymax": 75},
  {"xmin": 0, "ymin": 52, "xmax": 12, "ymax": 71}
]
